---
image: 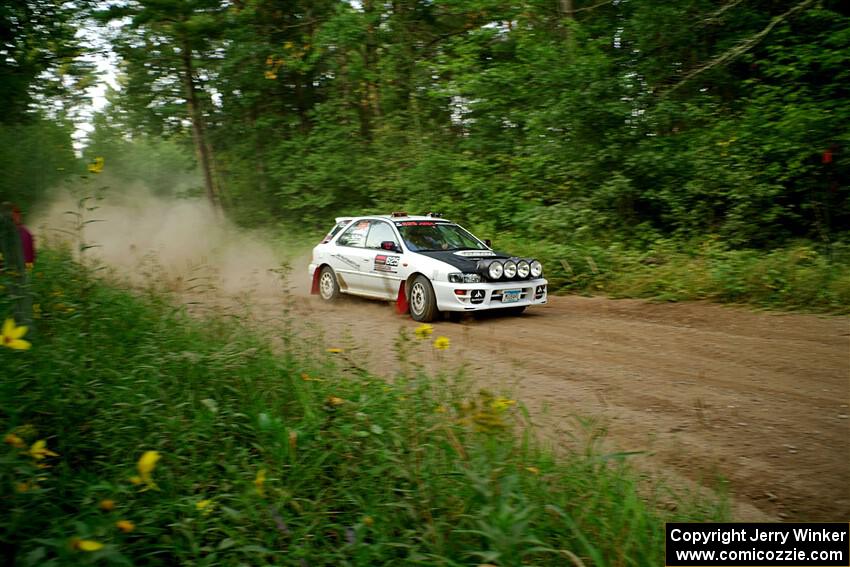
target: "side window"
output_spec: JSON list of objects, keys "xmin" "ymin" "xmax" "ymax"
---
[
  {"xmin": 322, "ymin": 219, "xmax": 351, "ymax": 243},
  {"xmin": 337, "ymin": 220, "xmax": 371, "ymax": 248},
  {"xmin": 365, "ymin": 221, "xmax": 399, "ymax": 249},
  {"xmin": 328, "ymin": 220, "xmax": 350, "ymax": 239}
]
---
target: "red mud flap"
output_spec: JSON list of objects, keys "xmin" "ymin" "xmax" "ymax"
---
[
  {"xmin": 395, "ymin": 281, "xmax": 409, "ymax": 314},
  {"xmin": 310, "ymin": 268, "xmax": 321, "ymax": 295}
]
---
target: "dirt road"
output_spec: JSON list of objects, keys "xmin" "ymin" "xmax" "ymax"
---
[
  {"xmin": 48, "ymin": 192, "xmax": 846, "ymax": 521},
  {"xmin": 261, "ymin": 290, "xmax": 849, "ymax": 522}
]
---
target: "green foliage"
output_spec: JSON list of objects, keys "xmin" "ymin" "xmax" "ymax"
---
[
  {"xmin": 497, "ymin": 236, "xmax": 850, "ymax": 313},
  {"xmin": 182, "ymin": 0, "xmax": 849, "ymax": 249},
  {"xmin": 0, "ymin": 117, "xmax": 78, "ymax": 213},
  {"xmin": 0, "ymin": 0, "xmax": 94, "ymax": 123},
  {"xmin": 0, "ymin": 250, "xmax": 724, "ymax": 565}
]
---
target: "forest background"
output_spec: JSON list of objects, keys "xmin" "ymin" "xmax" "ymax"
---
[{"xmin": 2, "ymin": 0, "xmax": 849, "ymax": 310}]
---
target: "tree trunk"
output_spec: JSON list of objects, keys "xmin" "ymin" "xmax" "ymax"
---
[
  {"xmin": 180, "ymin": 39, "xmax": 222, "ymax": 214},
  {"xmin": 361, "ymin": 0, "xmax": 380, "ymax": 139},
  {"xmin": 559, "ymin": 0, "xmax": 575, "ymax": 50}
]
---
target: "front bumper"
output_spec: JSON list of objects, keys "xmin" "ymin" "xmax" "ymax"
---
[{"xmin": 432, "ymin": 278, "xmax": 548, "ymax": 312}]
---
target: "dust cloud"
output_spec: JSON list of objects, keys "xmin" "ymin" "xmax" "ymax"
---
[{"xmin": 32, "ymin": 187, "xmax": 305, "ymax": 299}]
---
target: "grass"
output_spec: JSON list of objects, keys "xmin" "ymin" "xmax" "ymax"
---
[
  {"xmin": 1, "ymin": 247, "xmax": 725, "ymax": 566},
  {"xmin": 496, "ymin": 236, "xmax": 850, "ymax": 314}
]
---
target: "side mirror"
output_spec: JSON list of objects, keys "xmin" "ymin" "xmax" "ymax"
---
[
  {"xmin": 381, "ymin": 241, "xmax": 400, "ymax": 252},
  {"xmin": 484, "ymin": 239, "xmax": 492, "ymax": 248}
]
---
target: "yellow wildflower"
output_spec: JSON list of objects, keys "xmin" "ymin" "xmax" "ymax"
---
[
  {"xmin": 326, "ymin": 347, "xmax": 344, "ymax": 353},
  {"xmin": 363, "ymin": 515, "xmax": 374, "ymax": 526},
  {"xmin": 433, "ymin": 336, "xmax": 450, "ymax": 350},
  {"xmin": 196, "ymin": 499, "xmax": 214, "ymax": 514},
  {"xmin": 414, "ymin": 323, "xmax": 433, "ymax": 339},
  {"xmin": 4, "ymin": 433, "xmax": 26, "ymax": 449},
  {"xmin": 16, "ymin": 481, "xmax": 34, "ymax": 492},
  {"xmin": 434, "ymin": 405, "xmax": 447, "ymax": 413},
  {"xmin": 138, "ymin": 451, "xmax": 159, "ymax": 474},
  {"xmin": 1, "ymin": 318, "xmax": 31, "ymax": 350},
  {"xmin": 72, "ymin": 538, "xmax": 104, "ymax": 552},
  {"xmin": 300, "ymin": 373, "xmax": 323, "ymax": 382},
  {"xmin": 525, "ymin": 466, "xmax": 540, "ymax": 475},
  {"xmin": 264, "ymin": 70, "xmax": 277, "ymax": 80},
  {"xmin": 99, "ymin": 499, "xmax": 116, "ymax": 511},
  {"xmin": 115, "ymin": 520, "xmax": 135, "ymax": 533},
  {"xmin": 326, "ymin": 396, "xmax": 344, "ymax": 407},
  {"xmin": 491, "ymin": 397, "xmax": 516, "ymax": 411},
  {"xmin": 255, "ymin": 468, "xmax": 266, "ymax": 496},
  {"xmin": 29, "ymin": 439, "xmax": 59, "ymax": 460},
  {"xmin": 132, "ymin": 450, "xmax": 160, "ymax": 490},
  {"xmin": 87, "ymin": 156, "xmax": 105, "ymax": 174}
]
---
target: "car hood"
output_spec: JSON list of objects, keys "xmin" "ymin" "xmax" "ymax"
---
[{"xmin": 414, "ymin": 250, "xmax": 512, "ymax": 272}]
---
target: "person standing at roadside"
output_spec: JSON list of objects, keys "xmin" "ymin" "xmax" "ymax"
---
[
  {"xmin": 12, "ymin": 204, "xmax": 35, "ymax": 269},
  {"xmin": 1, "ymin": 202, "xmax": 35, "ymax": 326}
]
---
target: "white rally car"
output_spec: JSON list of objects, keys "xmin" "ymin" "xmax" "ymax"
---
[{"xmin": 309, "ymin": 213, "xmax": 547, "ymax": 321}]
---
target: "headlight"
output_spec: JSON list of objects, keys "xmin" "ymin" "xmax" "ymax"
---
[
  {"xmin": 487, "ymin": 261, "xmax": 504, "ymax": 280},
  {"xmin": 517, "ymin": 260, "xmax": 530, "ymax": 278},
  {"xmin": 448, "ymin": 273, "xmax": 482, "ymax": 283},
  {"xmin": 503, "ymin": 260, "xmax": 517, "ymax": 278},
  {"xmin": 530, "ymin": 260, "xmax": 543, "ymax": 278}
]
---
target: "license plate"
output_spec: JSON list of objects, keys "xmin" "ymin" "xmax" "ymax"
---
[{"xmin": 502, "ymin": 289, "xmax": 521, "ymax": 303}]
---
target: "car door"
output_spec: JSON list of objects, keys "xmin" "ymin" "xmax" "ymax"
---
[
  {"xmin": 331, "ymin": 219, "xmax": 374, "ymax": 294},
  {"xmin": 362, "ymin": 220, "xmax": 405, "ymax": 298}
]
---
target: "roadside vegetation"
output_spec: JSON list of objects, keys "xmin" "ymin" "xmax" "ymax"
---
[
  {"xmin": 1, "ymin": 249, "xmax": 726, "ymax": 566},
  {"xmin": 494, "ymin": 236, "xmax": 850, "ymax": 313}
]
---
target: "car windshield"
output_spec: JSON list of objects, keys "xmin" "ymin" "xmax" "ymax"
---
[{"xmin": 396, "ymin": 222, "xmax": 487, "ymax": 252}]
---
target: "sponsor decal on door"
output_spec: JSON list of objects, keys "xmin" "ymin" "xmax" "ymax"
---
[{"xmin": 374, "ymin": 254, "xmax": 400, "ymax": 273}]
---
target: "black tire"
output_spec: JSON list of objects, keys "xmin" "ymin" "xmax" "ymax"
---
[
  {"xmin": 408, "ymin": 275, "xmax": 439, "ymax": 322},
  {"xmin": 503, "ymin": 306, "xmax": 526, "ymax": 316},
  {"xmin": 318, "ymin": 266, "xmax": 340, "ymax": 302}
]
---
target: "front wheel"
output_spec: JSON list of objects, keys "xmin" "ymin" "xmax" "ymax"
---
[
  {"xmin": 408, "ymin": 275, "xmax": 438, "ymax": 322},
  {"xmin": 318, "ymin": 266, "xmax": 340, "ymax": 302}
]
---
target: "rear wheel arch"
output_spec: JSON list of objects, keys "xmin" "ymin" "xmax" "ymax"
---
[{"xmin": 311, "ymin": 263, "xmax": 332, "ymax": 295}]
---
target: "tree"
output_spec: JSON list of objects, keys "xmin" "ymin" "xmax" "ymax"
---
[
  {"xmin": 0, "ymin": 0, "xmax": 87, "ymax": 211},
  {"xmin": 99, "ymin": 0, "xmax": 227, "ymax": 212}
]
